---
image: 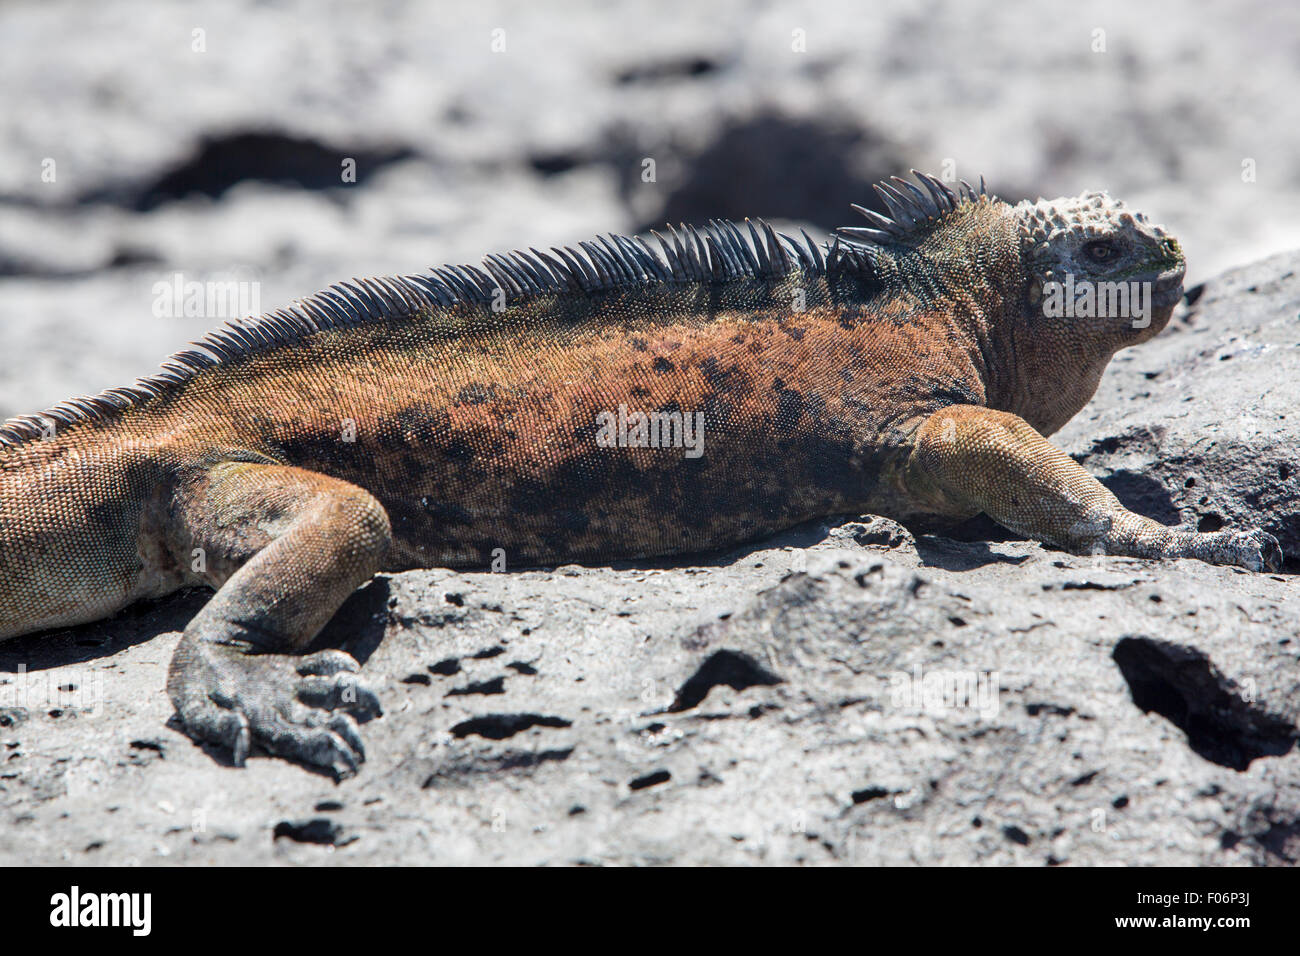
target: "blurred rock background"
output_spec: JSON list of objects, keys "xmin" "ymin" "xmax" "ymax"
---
[{"xmin": 2, "ymin": 0, "xmax": 1299, "ymax": 417}]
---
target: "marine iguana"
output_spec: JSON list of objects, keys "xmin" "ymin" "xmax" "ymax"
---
[{"xmin": 0, "ymin": 171, "xmax": 1282, "ymax": 777}]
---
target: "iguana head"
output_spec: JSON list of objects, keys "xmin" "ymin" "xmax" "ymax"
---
[
  {"xmin": 835, "ymin": 172, "xmax": 1188, "ymax": 434},
  {"xmin": 838, "ymin": 174, "xmax": 1185, "ymax": 349},
  {"xmin": 1016, "ymin": 190, "xmax": 1186, "ymax": 344}
]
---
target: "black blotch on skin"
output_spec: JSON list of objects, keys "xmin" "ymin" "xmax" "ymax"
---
[
  {"xmin": 775, "ymin": 386, "xmax": 803, "ymax": 432},
  {"xmin": 700, "ymin": 356, "xmax": 751, "ymax": 395},
  {"xmin": 557, "ymin": 509, "xmax": 591, "ymax": 533},
  {"xmin": 275, "ymin": 431, "xmax": 381, "ymax": 481},
  {"xmin": 803, "ymin": 392, "xmax": 827, "ymax": 420},
  {"xmin": 930, "ymin": 384, "xmax": 983, "ymax": 407},
  {"xmin": 652, "ymin": 356, "xmax": 674, "ymax": 373},
  {"xmin": 550, "ymin": 444, "xmax": 645, "ymax": 503},
  {"xmin": 837, "ymin": 305, "xmax": 864, "ymax": 330},
  {"xmin": 420, "ymin": 498, "xmax": 473, "ymax": 525},
  {"xmin": 439, "ymin": 438, "xmax": 474, "ymax": 463},
  {"xmin": 702, "ymin": 393, "xmax": 734, "ymax": 427},
  {"xmin": 398, "ymin": 452, "xmax": 426, "ymax": 480},
  {"xmin": 700, "ymin": 356, "xmax": 724, "ymax": 387},
  {"xmin": 509, "ymin": 476, "xmax": 552, "ymax": 516},
  {"xmin": 571, "ymin": 418, "xmax": 600, "ymax": 449}
]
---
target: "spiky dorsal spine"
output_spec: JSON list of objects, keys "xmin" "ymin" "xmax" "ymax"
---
[
  {"xmin": 837, "ymin": 169, "xmax": 991, "ymax": 247},
  {"xmin": 0, "ymin": 218, "xmax": 845, "ymax": 447}
]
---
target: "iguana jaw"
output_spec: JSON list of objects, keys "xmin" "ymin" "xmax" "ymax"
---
[{"xmin": 1151, "ymin": 261, "xmax": 1186, "ymax": 309}]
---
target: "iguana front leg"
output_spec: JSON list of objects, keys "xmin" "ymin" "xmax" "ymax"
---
[
  {"xmin": 165, "ymin": 461, "xmax": 392, "ymax": 778},
  {"xmin": 910, "ymin": 405, "xmax": 1283, "ymax": 571}
]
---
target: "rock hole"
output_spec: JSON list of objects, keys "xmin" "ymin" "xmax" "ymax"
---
[
  {"xmin": 851, "ymin": 786, "xmax": 889, "ymax": 804},
  {"xmin": 447, "ymin": 676, "xmax": 505, "ymax": 697},
  {"xmin": 449, "ymin": 713, "xmax": 571, "ymax": 740},
  {"xmin": 124, "ymin": 131, "xmax": 412, "ymax": 209},
  {"xmin": 529, "ymin": 152, "xmax": 581, "ymax": 176},
  {"xmin": 629, "ymin": 769, "xmax": 671, "ymax": 791},
  {"xmin": 1112, "ymin": 636, "xmax": 1295, "ymax": 770},
  {"xmin": 273, "ymin": 818, "xmax": 352, "ymax": 845},
  {"xmin": 1002, "ymin": 825, "xmax": 1031, "ymax": 846},
  {"xmin": 668, "ymin": 649, "xmax": 782, "ymax": 712}
]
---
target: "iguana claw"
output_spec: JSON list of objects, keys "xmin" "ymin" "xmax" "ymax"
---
[
  {"xmin": 170, "ymin": 642, "xmax": 382, "ymax": 780},
  {"xmin": 1173, "ymin": 527, "xmax": 1283, "ymax": 572},
  {"xmin": 1210, "ymin": 528, "xmax": 1285, "ymax": 573}
]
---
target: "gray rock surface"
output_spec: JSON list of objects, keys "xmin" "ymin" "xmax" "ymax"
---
[{"xmin": 1, "ymin": 253, "xmax": 1297, "ymax": 866}]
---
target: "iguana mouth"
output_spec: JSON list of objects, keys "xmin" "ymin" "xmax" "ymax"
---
[{"xmin": 1152, "ymin": 263, "xmax": 1186, "ymax": 307}]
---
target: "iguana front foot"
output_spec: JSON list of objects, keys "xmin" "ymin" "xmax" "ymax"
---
[
  {"xmin": 170, "ymin": 642, "xmax": 381, "ymax": 778},
  {"xmin": 1171, "ymin": 527, "xmax": 1283, "ymax": 572},
  {"xmin": 1062, "ymin": 516, "xmax": 1282, "ymax": 570},
  {"xmin": 913, "ymin": 405, "xmax": 1286, "ymax": 572}
]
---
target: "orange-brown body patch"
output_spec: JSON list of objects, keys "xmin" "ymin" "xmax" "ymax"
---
[{"xmin": 0, "ymin": 275, "xmax": 991, "ymax": 587}]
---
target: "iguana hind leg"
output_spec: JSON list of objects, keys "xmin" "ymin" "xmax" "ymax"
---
[
  {"xmin": 910, "ymin": 405, "xmax": 1283, "ymax": 571},
  {"xmin": 165, "ymin": 461, "xmax": 392, "ymax": 778}
]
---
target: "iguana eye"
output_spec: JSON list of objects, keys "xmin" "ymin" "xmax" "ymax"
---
[{"xmin": 1085, "ymin": 240, "xmax": 1117, "ymax": 262}]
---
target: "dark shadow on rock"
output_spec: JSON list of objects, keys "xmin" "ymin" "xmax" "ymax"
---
[
  {"xmin": 308, "ymin": 576, "xmax": 392, "ymax": 665},
  {"xmin": 923, "ymin": 513, "xmax": 1024, "ymax": 544},
  {"xmin": 422, "ymin": 746, "xmax": 574, "ymax": 788},
  {"xmin": 1098, "ymin": 471, "xmax": 1182, "ymax": 526},
  {"xmin": 0, "ymin": 577, "xmax": 391, "ymax": 676},
  {"xmin": 0, "ymin": 588, "xmax": 208, "ymax": 673},
  {"xmin": 667, "ymin": 648, "xmax": 782, "ymax": 712},
  {"xmin": 914, "ymin": 535, "xmax": 1032, "ymax": 571},
  {"xmin": 629, "ymin": 112, "xmax": 912, "ymax": 233},
  {"xmin": 621, "ymin": 110, "xmax": 1039, "ymax": 235},
  {"xmin": 162, "ymin": 711, "xmax": 367, "ymax": 780},
  {"xmin": 599, "ymin": 515, "xmax": 842, "ymax": 571},
  {"xmin": 162, "ymin": 713, "xmax": 241, "ymax": 769}
]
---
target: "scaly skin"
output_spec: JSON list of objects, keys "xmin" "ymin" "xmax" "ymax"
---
[{"xmin": 0, "ymin": 172, "xmax": 1282, "ymax": 777}]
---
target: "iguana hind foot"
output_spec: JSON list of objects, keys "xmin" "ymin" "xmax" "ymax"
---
[
  {"xmin": 169, "ymin": 645, "xmax": 381, "ymax": 778},
  {"xmin": 164, "ymin": 462, "xmax": 391, "ymax": 776}
]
